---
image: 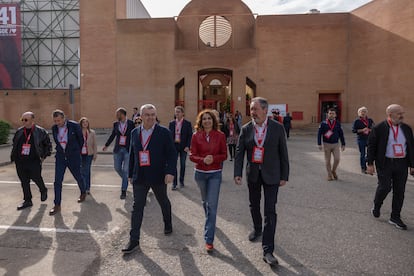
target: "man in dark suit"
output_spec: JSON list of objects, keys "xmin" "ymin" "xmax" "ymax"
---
[
  {"xmin": 168, "ymin": 106, "xmax": 192, "ymax": 190},
  {"xmin": 367, "ymin": 104, "xmax": 414, "ymax": 230},
  {"xmin": 49, "ymin": 110, "xmax": 86, "ymax": 216},
  {"xmin": 103, "ymin": 107, "xmax": 135, "ymax": 199},
  {"xmin": 122, "ymin": 104, "xmax": 177, "ymax": 254},
  {"xmin": 234, "ymin": 97, "xmax": 289, "ymax": 267}
]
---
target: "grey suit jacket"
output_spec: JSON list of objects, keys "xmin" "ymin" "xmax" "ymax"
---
[{"xmin": 234, "ymin": 119, "xmax": 289, "ymax": 185}]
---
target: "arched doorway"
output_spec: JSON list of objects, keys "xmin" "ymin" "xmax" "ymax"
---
[{"xmin": 198, "ymin": 68, "xmax": 233, "ymax": 115}]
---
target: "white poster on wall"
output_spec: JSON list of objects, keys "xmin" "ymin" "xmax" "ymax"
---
[{"xmin": 268, "ymin": 104, "xmax": 288, "ymax": 117}]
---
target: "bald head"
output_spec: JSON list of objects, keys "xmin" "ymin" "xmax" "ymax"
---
[
  {"xmin": 21, "ymin": 111, "xmax": 35, "ymax": 128},
  {"xmin": 386, "ymin": 104, "xmax": 404, "ymax": 125}
]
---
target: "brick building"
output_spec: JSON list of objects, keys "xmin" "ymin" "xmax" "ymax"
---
[{"xmin": 1, "ymin": 0, "xmax": 413, "ymax": 128}]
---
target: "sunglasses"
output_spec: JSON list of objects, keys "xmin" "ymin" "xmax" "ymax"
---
[{"xmin": 21, "ymin": 118, "xmax": 29, "ymax": 122}]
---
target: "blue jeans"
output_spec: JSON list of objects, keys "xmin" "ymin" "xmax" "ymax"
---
[
  {"xmin": 81, "ymin": 155, "xmax": 93, "ymax": 191},
  {"xmin": 173, "ymin": 147, "xmax": 187, "ymax": 187},
  {"xmin": 113, "ymin": 147, "xmax": 129, "ymax": 191},
  {"xmin": 194, "ymin": 171, "xmax": 222, "ymax": 244},
  {"xmin": 358, "ymin": 139, "xmax": 368, "ymax": 170},
  {"xmin": 54, "ymin": 153, "xmax": 85, "ymax": 205}
]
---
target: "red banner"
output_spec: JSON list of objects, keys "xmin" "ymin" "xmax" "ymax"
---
[{"xmin": 0, "ymin": 3, "xmax": 22, "ymax": 89}]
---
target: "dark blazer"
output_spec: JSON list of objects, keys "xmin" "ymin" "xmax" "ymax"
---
[
  {"xmin": 317, "ymin": 119, "xmax": 346, "ymax": 145},
  {"xmin": 105, "ymin": 119, "xmax": 135, "ymax": 153},
  {"xmin": 129, "ymin": 124, "xmax": 177, "ymax": 185},
  {"xmin": 367, "ymin": 120, "xmax": 414, "ymax": 169},
  {"xmin": 234, "ymin": 119, "xmax": 289, "ymax": 185},
  {"xmin": 52, "ymin": 120, "xmax": 83, "ymax": 156},
  {"xmin": 168, "ymin": 119, "xmax": 193, "ymax": 150},
  {"xmin": 352, "ymin": 117, "xmax": 374, "ymax": 140}
]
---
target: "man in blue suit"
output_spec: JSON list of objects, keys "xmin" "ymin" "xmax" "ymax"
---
[
  {"xmin": 49, "ymin": 110, "xmax": 86, "ymax": 216},
  {"xmin": 168, "ymin": 106, "xmax": 192, "ymax": 190},
  {"xmin": 122, "ymin": 104, "xmax": 177, "ymax": 254}
]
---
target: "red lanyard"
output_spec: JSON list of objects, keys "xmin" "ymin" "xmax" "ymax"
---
[
  {"xmin": 119, "ymin": 121, "xmax": 127, "ymax": 135},
  {"xmin": 388, "ymin": 119, "xmax": 399, "ymax": 141},
  {"xmin": 176, "ymin": 119, "xmax": 183, "ymax": 134},
  {"xmin": 58, "ymin": 127, "xmax": 68, "ymax": 143},
  {"xmin": 255, "ymin": 123, "xmax": 267, "ymax": 147},
  {"xmin": 140, "ymin": 129, "xmax": 153, "ymax": 150},
  {"xmin": 326, "ymin": 119, "xmax": 336, "ymax": 130},
  {"xmin": 23, "ymin": 125, "xmax": 34, "ymax": 144},
  {"xmin": 360, "ymin": 118, "xmax": 369, "ymax": 127},
  {"xmin": 83, "ymin": 130, "xmax": 88, "ymax": 145}
]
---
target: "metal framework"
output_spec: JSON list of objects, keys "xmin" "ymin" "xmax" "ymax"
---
[{"xmin": 17, "ymin": 0, "xmax": 79, "ymax": 89}]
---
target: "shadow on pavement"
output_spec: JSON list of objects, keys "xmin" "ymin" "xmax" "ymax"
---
[
  {"xmin": 52, "ymin": 194, "xmax": 111, "ymax": 275},
  {"xmin": 0, "ymin": 204, "xmax": 52, "ymax": 276}
]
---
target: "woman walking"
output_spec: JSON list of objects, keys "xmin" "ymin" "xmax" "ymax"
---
[
  {"xmin": 190, "ymin": 110, "xmax": 227, "ymax": 252},
  {"xmin": 223, "ymin": 113, "xmax": 240, "ymax": 161},
  {"xmin": 79, "ymin": 117, "xmax": 98, "ymax": 194}
]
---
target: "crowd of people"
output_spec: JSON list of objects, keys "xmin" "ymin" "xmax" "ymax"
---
[{"xmin": 10, "ymin": 98, "xmax": 413, "ymax": 267}]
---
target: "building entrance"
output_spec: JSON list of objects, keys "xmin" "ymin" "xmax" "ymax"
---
[{"xmin": 198, "ymin": 68, "xmax": 232, "ymax": 114}]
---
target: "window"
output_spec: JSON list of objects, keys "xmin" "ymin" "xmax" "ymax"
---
[{"xmin": 199, "ymin": 15, "xmax": 232, "ymax": 48}]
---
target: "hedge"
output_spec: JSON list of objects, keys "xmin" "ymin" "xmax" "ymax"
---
[{"xmin": 0, "ymin": 120, "xmax": 11, "ymax": 145}]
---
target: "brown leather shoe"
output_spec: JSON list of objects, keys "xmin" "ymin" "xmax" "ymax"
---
[
  {"xmin": 49, "ymin": 205, "xmax": 61, "ymax": 216},
  {"xmin": 332, "ymin": 171, "xmax": 338, "ymax": 180},
  {"xmin": 77, "ymin": 193, "xmax": 86, "ymax": 203}
]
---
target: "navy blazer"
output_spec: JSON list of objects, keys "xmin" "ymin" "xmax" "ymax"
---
[
  {"xmin": 234, "ymin": 119, "xmax": 289, "ymax": 185},
  {"xmin": 105, "ymin": 119, "xmax": 135, "ymax": 153},
  {"xmin": 168, "ymin": 119, "xmax": 193, "ymax": 150},
  {"xmin": 317, "ymin": 119, "xmax": 346, "ymax": 146},
  {"xmin": 52, "ymin": 120, "xmax": 83, "ymax": 156},
  {"xmin": 129, "ymin": 124, "xmax": 177, "ymax": 185}
]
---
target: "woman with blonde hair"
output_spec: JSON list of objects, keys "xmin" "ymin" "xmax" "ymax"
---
[
  {"xmin": 352, "ymin": 107, "xmax": 374, "ymax": 173},
  {"xmin": 190, "ymin": 109, "xmax": 227, "ymax": 252},
  {"xmin": 79, "ymin": 117, "xmax": 98, "ymax": 194}
]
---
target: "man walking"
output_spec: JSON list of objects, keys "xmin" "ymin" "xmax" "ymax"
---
[
  {"xmin": 234, "ymin": 97, "xmax": 289, "ymax": 267},
  {"xmin": 317, "ymin": 108, "xmax": 346, "ymax": 181},
  {"xmin": 50, "ymin": 110, "xmax": 86, "ymax": 216},
  {"xmin": 352, "ymin": 106, "xmax": 374, "ymax": 174},
  {"xmin": 103, "ymin": 108, "xmax": 135, "ymax": 199},
  {"xmin": 168, "ymin": 106, "xmax": 192, "ymax": 190},
  {"xmin": 11, "ymin": 111, "xmax": 51, "ymax": 210},
  {"xmin": 122, "ymin": 104, "xmax": 177, "ymax": 254},
  {"xmin": 367, "ymin": 104, "xmax": 414, "ymax": 230}
]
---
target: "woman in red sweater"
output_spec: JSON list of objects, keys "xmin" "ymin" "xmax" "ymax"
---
[{"xmin": 190, "ymin": 109, "xmax": 227, "ymax": 252}]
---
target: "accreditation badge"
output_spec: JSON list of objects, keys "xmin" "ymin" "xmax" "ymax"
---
[
  {"xmin": 393, "ymin": 144, "xmax": 405, "ymax": 157},
  {"xmin": 139, "ymin": 150, "xmax": 151, "ymax": 166},
  {"xmin": 21, "ymin": 144, "xmax": 31, "ymax": 156},
  {"xmin": 175, "ymin": 133, "xmax": 181, "ymax": 143},
  {"xmin": 81, "ymin": 145, "xmax": 88, "ymax": 155},
  {"xmin": 324, "ymin": 130, "xmax": 333, "ymax": 139},
  {"xmin": 252, "ymin": 146, "xmax": 264, "ymax": 164},
  {"xmin": 119, "ymin": 135, "xmax": 127, "ymax": 146}
]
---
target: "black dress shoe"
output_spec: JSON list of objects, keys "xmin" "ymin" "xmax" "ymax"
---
[
  {"xmin": 263, "ymin": 253, "xmax": 279, "ymax": 266},
  {"xmin": 164, "ymin": 226, "xmax": 173, "ymax": 235},
  {"xmin": 371, "ymin": 207, "xmax": 380, "ymax": 218},
  {"xmin": 122, "ymin": 240, "xmax": 139, "ymax": 254},
  {"xmin": 248, "ymin": 230, "xmax": 262, "ymax": 242},
  {"xmin": 120, "ymin": 190, "xmax": 126, "ymax": 200},
  {"xmin": 17, "ymin": 201, "xmax": 33, "ymax": 210},
  {"xmin": 41, "ymin": 190, "xmax": 48, "ymax": 202},
  {"xmin": 389, "ymin": 217, "xmax": 408, "ymax": 230}
]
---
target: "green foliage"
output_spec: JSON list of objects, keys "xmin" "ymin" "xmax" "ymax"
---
[{"xmin": 0, "ymin": 120, "xmax": 11, "ymax": 145}]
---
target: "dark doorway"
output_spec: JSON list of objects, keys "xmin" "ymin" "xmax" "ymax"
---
[
  {"xmin": 318, "ymin": 93, "xmax": 342, "ymax": 122},
  {"xmin": 246, "ymin": 77, "xmax": 256, "ymax": 117},
  {"xmin": 198, "ymin": 68, "xmax": 233, "ymax": 113},
  {"xmin": 175, "ymin": 78, "xmax": 185, "ymax": 107}
]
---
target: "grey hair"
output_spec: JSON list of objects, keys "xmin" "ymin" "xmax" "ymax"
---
[
  {"xmin": 251, "ymin": 97, "xmax": 268, "ymax": 110},
  {"xmin": 357, "ymin": 106, "xmax": 368, "ymax": 116},
  {"xmin": 140, "ymin": 104, "xmax": 157, "ymax": 114},
  {"xmin": 52, "ymin": 109, "xmax": 65, "ymax": 118}
]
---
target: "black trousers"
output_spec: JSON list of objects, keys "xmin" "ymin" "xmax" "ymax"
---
[
  {"xmin": 228, "ymin": 144, "xmax": 236, "ymax": 159},
  {"xmin": 374, "ymin": 158, "xmax": 408, "ymax": 219},
  {"xmin": 130, "ymin": 181, "xmax": 172, "ymax": 241},
  {"xmin": 16, "ymin": 160, "xmax": 47, "ymax": 202},
  {"xmin": 248, "ymin": 172, "xmax": 279, "ymax": 255}
]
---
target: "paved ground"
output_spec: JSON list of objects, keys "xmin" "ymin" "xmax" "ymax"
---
[{"xmin": 0, "ymin": 129, "xmax": 413, "ymax": 275}]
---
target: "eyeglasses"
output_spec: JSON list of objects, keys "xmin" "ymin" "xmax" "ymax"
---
[{"xmin": 21, "ymin": 118, "xmax": 29, "ymax": 122}]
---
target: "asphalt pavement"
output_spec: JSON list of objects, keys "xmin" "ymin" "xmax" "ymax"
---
[{"xmin": 0, "ymin": 128, "xmax": 413, "ymax": 275}]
